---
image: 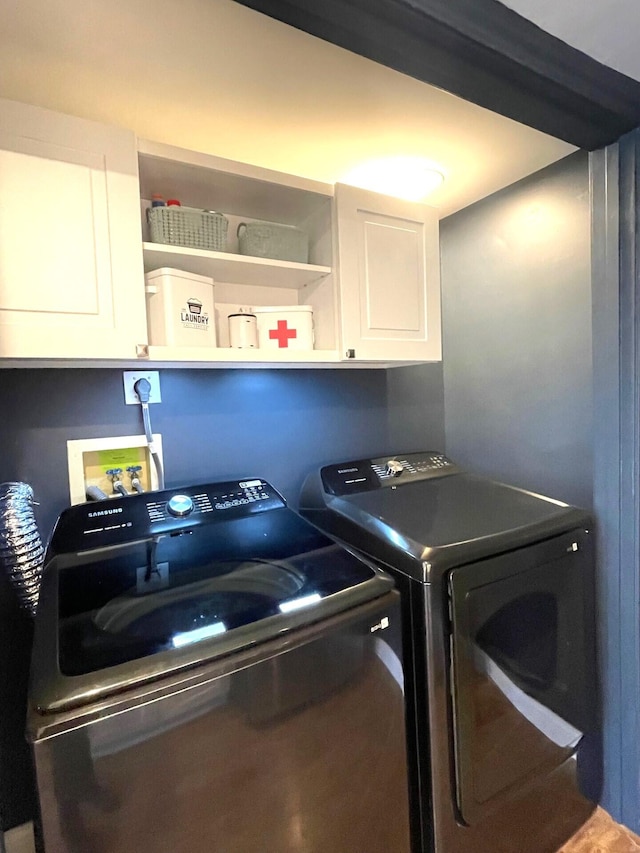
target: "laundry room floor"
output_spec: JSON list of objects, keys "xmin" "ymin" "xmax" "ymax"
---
[
  {"xmin": 3, "ymin": 805, "xmax": 640, "ymax": 853},
  {"xmin": 558, "ymin": 807, "xmax": 640, "ymax": 852}
]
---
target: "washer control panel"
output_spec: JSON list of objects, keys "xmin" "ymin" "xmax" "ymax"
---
[
  {"xmin": 49, "ymin": 479, "xmax": 286, "ymax": 554},
  {"xmin": 145, "ymin": 479, "xmax": 279, "ymax": 524},
  {"xmin": 321, "ymin": 451, "xmax": 460, "ymax": 496}
]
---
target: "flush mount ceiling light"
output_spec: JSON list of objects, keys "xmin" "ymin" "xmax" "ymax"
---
[{"xmin": 341, "ymin": 156, "xmax": 445, "ymax": 202}]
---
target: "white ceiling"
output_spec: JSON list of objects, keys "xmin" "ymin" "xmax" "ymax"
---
[
  {"xmin": 499, "ymin": 0, "xmax": 640, "ymax": 81},
  {"xmin": 0, "ymin": 0, "xmax": 577, "ymax": 219}
]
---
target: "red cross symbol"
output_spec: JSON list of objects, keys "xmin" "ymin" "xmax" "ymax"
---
[{"xmin": 269, "ymin": 319, "xmax": 297, "ymax": 348}]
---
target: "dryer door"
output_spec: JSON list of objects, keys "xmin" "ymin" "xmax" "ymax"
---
[{"xmin": 447, "ymin": 527, "xmax": 595, "ymax": 826}]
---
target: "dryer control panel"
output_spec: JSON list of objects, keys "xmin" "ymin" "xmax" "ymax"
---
[{"xmin": 321, "ymin": 451, "xmax": 461, "ymax": 496}]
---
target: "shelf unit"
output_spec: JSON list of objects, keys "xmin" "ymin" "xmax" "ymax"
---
[
  {"xmin": 144, "ymin": 346, "xmax": 343, "ymax": 365},
  {"xmin": 142, "ymin": 243, "xmax": 331, "ymax": 290},
  {"xmin": 0, "ymin": 356, "xmax": 407, "ymax": 369},
  {"xmin": 137, "ymin": 139, "xmax": 339, "ymax": 364}
]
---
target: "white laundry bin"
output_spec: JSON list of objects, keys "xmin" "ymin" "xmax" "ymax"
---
[{"xmin": 145, "ymin": 268, "xmax": 217, "ymax": 347}]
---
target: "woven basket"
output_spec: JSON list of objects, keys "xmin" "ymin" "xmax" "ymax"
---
[
  {"xmin": 147, "ymin": 206, "xmax": 228, "ymax": 252},
  {"xmin": 237, "ymin": 221, "xmax": 308, "ymax": 263}
]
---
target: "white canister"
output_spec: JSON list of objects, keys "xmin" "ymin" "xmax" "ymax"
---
[
  {"xmin": 228, "ymin": 312, "xmax": 258, "ymax": 348},
  {"xmin": 145, "ymin": 267, "xmax": 217, "ymax": 347}
]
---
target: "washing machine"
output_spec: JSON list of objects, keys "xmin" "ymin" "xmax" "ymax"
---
[
  {"xmin": 27, "ymin": 478, "xmax": 412, "ymax": 853},
  {"xmin": 299, "ymin": 451, "xmax": 600, "ymax": 853}
]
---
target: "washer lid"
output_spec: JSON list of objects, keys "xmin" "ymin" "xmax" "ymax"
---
[
  {"xmin": 55, "ymin": 513, "xmax": 377, "ymax": 679},
  {"xmin": 31, "ymin": 487, "xmax": 393, "ymax": 714}
]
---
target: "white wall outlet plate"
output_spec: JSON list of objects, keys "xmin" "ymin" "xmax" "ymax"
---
[{"xmin": 123, "ymin": 371, "xmax": 162, "ymax": 405}]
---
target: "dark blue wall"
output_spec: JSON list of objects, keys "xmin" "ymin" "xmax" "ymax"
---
[
  {"xmin": 0, "ymin": 361, "xmax": 444, "ymax": 830},
  {"xmin": 0, "ymin": 365, "xmax": 444, "ymax": 542},
  {"xmin": 591, "ymin": 133, "xmax": 640, "ymax": 830},
  {"xmin": 440, "ymin": 151, "xmax": 593, "ymax": 509}
]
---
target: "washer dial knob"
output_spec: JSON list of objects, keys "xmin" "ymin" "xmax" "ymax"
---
[
  {"xmin": 166, "ymin": 494, "xmax": 194, "ymax": 517},
  {"xmin": 386, "ymin": 460, "xmax": 404, "ymax": 477}
]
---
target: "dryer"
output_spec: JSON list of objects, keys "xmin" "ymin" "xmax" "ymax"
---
[{"xmin": 300, "ymin": 451, "xmax": 600, "ymax": 853}]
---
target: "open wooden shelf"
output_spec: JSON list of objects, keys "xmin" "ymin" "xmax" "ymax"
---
[{"xmin": 143, "ymin": 243, "xmax": 331, "ymax": 290}]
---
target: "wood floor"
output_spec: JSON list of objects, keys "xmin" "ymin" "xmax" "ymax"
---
[
  {"xmin": 559, "ymin": 808, "xmax": 640, "ymax": 852},
  {"xmin": 5, "ymin": 805, "xmax": 639, "ymax": 853}
]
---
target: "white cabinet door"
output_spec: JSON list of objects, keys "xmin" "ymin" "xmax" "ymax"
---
[
  {"xmin": 0, "ymin": 99, "xmax": 145, "ymax": 359},
  {"xmin": 335, "ymin": 183, "xmax": 441, "ymax": 362}
]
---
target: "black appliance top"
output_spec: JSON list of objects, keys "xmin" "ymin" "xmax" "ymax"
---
[
  {"xmin": 299, "ymin": 452, "xmax": 591, "ymax": 581},
  {"xmin": 30, "ymin": 479, "xmax": 392, "ymax": 714}
]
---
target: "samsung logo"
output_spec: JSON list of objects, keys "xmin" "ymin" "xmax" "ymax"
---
[
  {"xmin": 337, "ymin": 467, "xmax": 359, "ymax": 474},
  {"xmin": 88, "ymin": 507, "xmax": 123, "ymax": 518}
]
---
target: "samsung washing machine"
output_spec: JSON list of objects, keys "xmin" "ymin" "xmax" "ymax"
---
[
  {"xmin": 300, "ymin": 451, "xmax": 600, "ymax": 853},
  {"xmin": 27, "ymin": 478, "xmax": 412, "ymax": 853}
]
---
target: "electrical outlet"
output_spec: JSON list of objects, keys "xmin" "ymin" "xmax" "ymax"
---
[{"xmin": 123, "ymin": 371, "xmax": 162, "ymax": 405}]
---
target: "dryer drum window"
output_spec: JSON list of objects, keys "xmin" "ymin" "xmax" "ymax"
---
[
  {"xmin": 474, "ymin": 591, "xmax": 558, "ymax": 691},
  {"xmin": 448, "ymin": 543, "xmax": 591, "ymax": 826}
]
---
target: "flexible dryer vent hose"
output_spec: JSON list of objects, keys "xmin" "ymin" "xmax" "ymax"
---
[{"xmin": 0, "ymin": 482, "xmax": 44, "ymax": 617}]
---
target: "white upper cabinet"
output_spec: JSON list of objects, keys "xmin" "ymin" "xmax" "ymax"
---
[
  {"xmin": 335, "ymin": 183, "xmax": 442, "ymax": 362},
  {"xmin": 0, "ymin": 99, "xmax": 145, "ymax": 359},
  {"xmin": 0, "ymin": 99, "xmax": 442, "ymax": 367}
]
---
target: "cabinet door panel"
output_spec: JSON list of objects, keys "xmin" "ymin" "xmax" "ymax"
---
[
  {"xmin": 0, "ymin": 145, "xmax": 107, "ymax": 317},
  {"xmin": 336, "ymin": 183, "xmax": 441, "ymax": 362},
  {"xmin": 360, "ymin": 213, "xmax": 424, "ymax": 334},
  {"xmin": 0, "ymin": 100, "xmax": 145, "ymax": 358}
]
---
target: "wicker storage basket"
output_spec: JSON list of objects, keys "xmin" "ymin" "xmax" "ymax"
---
[
  {"xmin": 147, "ymin": 206, "xmax": 228, "ymax": 252},
  {"xmin": 237, "ymin": 221, "xmax": 308, "ymax": 263}
]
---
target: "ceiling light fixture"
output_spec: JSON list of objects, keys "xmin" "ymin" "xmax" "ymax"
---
[{"xmin": 341, "ymin": 156, "xmax": 445, "ymax": 202}]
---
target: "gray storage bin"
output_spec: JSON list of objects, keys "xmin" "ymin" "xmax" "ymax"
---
[
  {"xmin": 148, "ymin": 206, "xmax": 228, "ymax": 252},
  {"xmin": 237, "ymin": 221, "xmax": 309, "ymax": 263}
]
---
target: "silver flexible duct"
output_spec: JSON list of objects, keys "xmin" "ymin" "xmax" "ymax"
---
[{"xmin": 0, "ymin": 482, "xmax": 44, "ymax": 617}]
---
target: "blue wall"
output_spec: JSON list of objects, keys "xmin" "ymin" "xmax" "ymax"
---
[
  {"xmin": 0, "ymin": 364, "xmax": 444, "ymax": 542},
  {"xmin": 440, "ymin": 151, "xmax": 592, "ymax": 509}
]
